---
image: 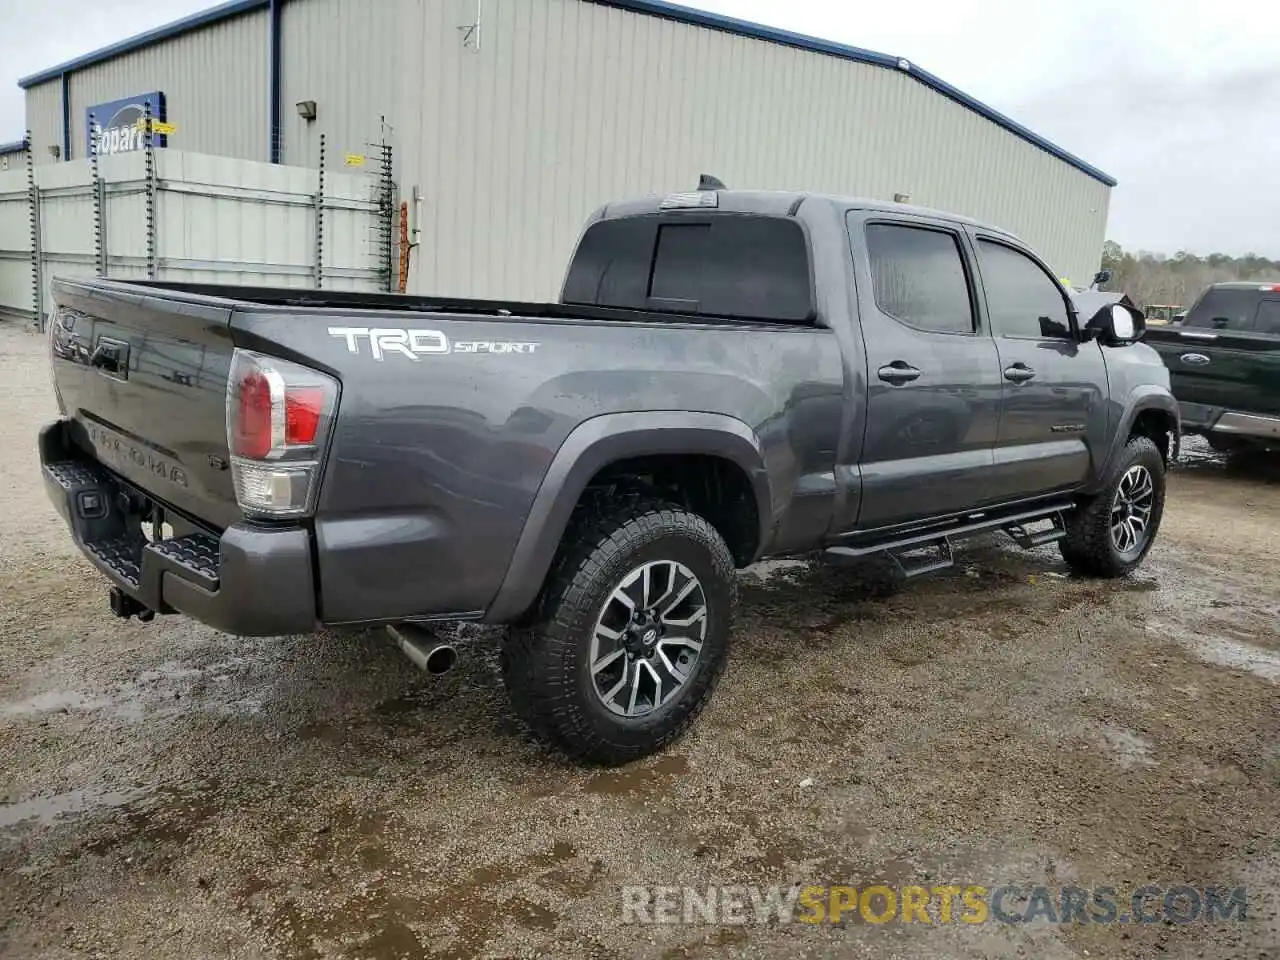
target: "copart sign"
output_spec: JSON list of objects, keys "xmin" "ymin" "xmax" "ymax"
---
[{"xmin": 85, "ymin": 92, "xmax": 167, "ymax": 157}]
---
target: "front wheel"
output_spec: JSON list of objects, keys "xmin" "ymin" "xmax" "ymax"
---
[
  {"xmin": 1060, "ymin": 435, "xmax": 1166, "ymax": 577},
  {"xmin": 502, "ymin": 496, "xmax": 736, "ymax": 765}
]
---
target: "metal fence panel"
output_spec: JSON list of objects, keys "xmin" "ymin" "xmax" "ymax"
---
[
  {"xmin": 0, "ymin": 167, "xmax": 33, "ymax": 322},
  {"xmin": 0, "ymin": 149, "xmax": 388, "ymax": 327}
]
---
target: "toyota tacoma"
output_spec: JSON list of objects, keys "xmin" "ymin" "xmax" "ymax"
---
[{"xmin": 40, "ymin": 185, "xmax": 1178, "ymax": 764}]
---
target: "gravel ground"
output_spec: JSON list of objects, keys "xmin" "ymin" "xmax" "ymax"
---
[{"xmin": 1, "ymin": 320, "xmax": 1278, "ymax": 959}]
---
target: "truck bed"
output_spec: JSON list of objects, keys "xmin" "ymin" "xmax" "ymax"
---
[{"xmin": 44, "ymin": 275, "xmax": 836, "ymax": 633}]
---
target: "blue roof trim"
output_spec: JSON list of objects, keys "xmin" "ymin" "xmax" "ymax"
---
[
  {"xmin": 17, "ymin": 0, "xmax": 268, "ymax": 88},
  {"xmin": 0, "ymin": 139, "xmax": 28, "ymax": 154},
  {"xmin": 591, "ymin": 0, "xmax": 1118, "ymax": 187},
  {"xmin": 14, "ymin": 0, "xmax": 1117, "ymax": 187}
]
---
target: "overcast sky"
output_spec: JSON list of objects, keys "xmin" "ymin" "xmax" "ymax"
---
[{"xmin": 3, "ymin": 0, "xmax": 1276, "ymax": 256}]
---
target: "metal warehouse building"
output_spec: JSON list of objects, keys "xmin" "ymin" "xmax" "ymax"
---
[
  {"xmin": 12, "ymin": 0, "xmax": 1116, "ymax": 298},
  {"xmin": 0, "ymin": 141, "xmax": 27, "ymax": 172}
]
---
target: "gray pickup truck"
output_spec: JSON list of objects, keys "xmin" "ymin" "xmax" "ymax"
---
[{"xmin": 40, "ymin": 186, "xmax": 1178, "ymax": 764}]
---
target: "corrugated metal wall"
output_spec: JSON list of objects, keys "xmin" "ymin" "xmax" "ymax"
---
[
  {"xmin": 278, "ymin": 0, "xmax": 399, "ymax": 168},
  {"xmin": 0, "ymin": 148, "xmax": 29, "ymax": 172},
  {"xmin": 64, "ymin": 9, "xmax": 269, "ymax": 164},
  {"xmin": 394, "ymin": 0, "xmax": 1110, "ymax": 297},
  {"xmin": 23, "ymin": 81, "xmax": 63, "ymax": 165}
]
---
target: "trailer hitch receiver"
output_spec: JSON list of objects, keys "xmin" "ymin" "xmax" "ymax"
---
[{"xmin": 109, "ymin": 587, "xmax": 155, "ymax": 622}]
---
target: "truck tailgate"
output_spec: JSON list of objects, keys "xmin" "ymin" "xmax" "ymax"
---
[{"xmin": 48, "ymin": 278, "xmax": 242, "ymax": 530}]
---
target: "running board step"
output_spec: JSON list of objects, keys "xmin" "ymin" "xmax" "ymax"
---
[
  {"xmin": 888, "ymin": 540, "xmax": 955, "ymax": 578},
  {"xmin": 1003, "ymin": 514, "xmax": 1068, "ymax": 549},
  {"xmin": 823, "ymin": 501, "xmax": 1075, "ymax": 572}
]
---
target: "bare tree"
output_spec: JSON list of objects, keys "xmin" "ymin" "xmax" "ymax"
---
[{"xmin": 1100, "ymin": 243, "xmax": 1280, "ymax": 308}]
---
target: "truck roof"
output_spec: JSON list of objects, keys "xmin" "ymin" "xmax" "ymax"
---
[
  {"xmin": 600, "ymin": 189, "xmax": 1018, "ymax": 240},
  {"xmin": 1204, "ymin": 281, "xmax": 1280, "ymax": 290}
]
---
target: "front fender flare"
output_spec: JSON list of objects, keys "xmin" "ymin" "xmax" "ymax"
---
[
  {"xmin": 483, "ymin": 411, "xmax": 771, "ymax": 623},
  {"xmin": 1088, "ymin": 387, "xmax": 1180, "ymax": 493}
]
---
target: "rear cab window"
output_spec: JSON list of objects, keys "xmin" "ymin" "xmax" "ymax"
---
[
  {"xmin": 1254, "ymin": 300, "xmax": 1280, "ymax": 335},
  {"xmin": 562, "ymin": 214, "xmax": 814, "ymax": 323},
  {"xmin": 1184, "ymin": 288, "xmax": 1264, "ymax": 330}
]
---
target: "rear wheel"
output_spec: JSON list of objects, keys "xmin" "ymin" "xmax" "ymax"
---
[
  {"xmin": 502, "ymin": 496, "xmax": 735, "ymax": 765},
  {"xmin": 1060, "ymin": 436, "xmax": 1166, "ymax": 577}
]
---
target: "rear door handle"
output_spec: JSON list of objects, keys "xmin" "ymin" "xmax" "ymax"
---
[
  {"xmin": 1004, "ymin": 364, "xmax": 1036, "ymax": 383},
  {"xmin": 877, "ymin": 361, "xmax": 922, "ymax": 385}
]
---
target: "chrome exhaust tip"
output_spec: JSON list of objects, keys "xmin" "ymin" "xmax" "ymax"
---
[
  {"xmin": 388, "ymin": 624, "xmax": 458, "ymax": 677},
  {"xmin": 423, "ymin": 643, "xmax": 458, "ymax": 676}
]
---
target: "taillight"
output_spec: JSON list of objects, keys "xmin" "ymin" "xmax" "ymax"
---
[
  {"xmin": 226, "ymin": 349, "xmax": 338, "ymax": 517},
  {"xmin": 285, "ymin": 387, "xmax": 326, "ymax": 445},
  {"xmin": 233, "ymin": 368, "xmax": 275, "ymax": 458}
]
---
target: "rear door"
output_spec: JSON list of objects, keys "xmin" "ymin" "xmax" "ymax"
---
[
  {"xmin": 844, "ymin": 212, "xmax": 1003, "ymax": 530},
  {"xmin": 972, "ymin": 236, "xmax": 1107, "ymax": 501}
]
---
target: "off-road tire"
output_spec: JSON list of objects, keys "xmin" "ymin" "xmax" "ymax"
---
[
  {"xmin": 502, "ymin": 495, "xmax": 736, "ymax": 766},
  {"xmin": 1060, "ymin": 435, "xmax": 1166, "ymax": 577}
]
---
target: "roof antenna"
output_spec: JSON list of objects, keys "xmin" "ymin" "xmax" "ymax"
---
[{"xmin": 698, "ymin": 173, "xmax": 727, "ymax": 191}]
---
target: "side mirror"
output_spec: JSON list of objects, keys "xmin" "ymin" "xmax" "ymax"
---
[
  {"xmin": 1109, "ymin": 304, "xmax": 1136, "ymax": 340},
  {"xmin": 1085, "ymin": 303, "xmax": 1146, "ymax": 345}
]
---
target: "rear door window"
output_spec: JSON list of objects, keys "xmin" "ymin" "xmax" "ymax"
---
[
  {"xmin": 1184, "ymin": 288, "xmax": 1261, "ymax": 330},
  {"xmin": 864, "ymin": 223, "xmax": 975, "ymax": 334},
  {"xmin": 563, "ymin": 214, "xmax": 814, "ymax": 322}
]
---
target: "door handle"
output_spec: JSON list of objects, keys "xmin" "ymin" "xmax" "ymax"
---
[
  {"xmin": 1003, "ymin": 364, "xmax": 1036, "ymax": 383},
  {"xmin": 877, "ymin": 361, "xmax": 922, "ymax": 385}
]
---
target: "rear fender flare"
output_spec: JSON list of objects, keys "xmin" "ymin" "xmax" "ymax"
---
[{"xmin": 483, "ymin": 412, "xmax": 771, "ymax": 623}]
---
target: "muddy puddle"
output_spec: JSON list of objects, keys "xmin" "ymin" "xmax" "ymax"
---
[{"xmin": 0, "ymin": 786, "xmax": 151, "ymax": 830}]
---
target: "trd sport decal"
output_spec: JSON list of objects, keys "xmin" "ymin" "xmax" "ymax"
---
[{"xmin": 328, "ymin": 327, "xmax": 541, "ymax": 360}]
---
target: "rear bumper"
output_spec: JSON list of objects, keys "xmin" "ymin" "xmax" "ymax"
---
[
  {"xmin": 1179, "ymin": 402, "xmax": 1280, "ymax": 442},
  {"xmin": 39, "ymin": 420, "xmax": 317, "ymax": 636}
]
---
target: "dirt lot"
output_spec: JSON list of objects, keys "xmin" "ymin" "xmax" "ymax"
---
[{"xmin": 2, "ymin": 320, "xmax": 1278, "ymax": 959}]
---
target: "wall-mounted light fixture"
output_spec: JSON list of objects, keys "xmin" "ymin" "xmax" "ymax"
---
[
  {"xmin": 295, "ymin": 100, "xmax": 317, "ymax": 121},
  {"xmin": 47, "ymin": 144, "xmax": 61, "ymax": 159},
  {"xmin": 893, "ymin": 192, "xmax": 911, "ymax": 203}
]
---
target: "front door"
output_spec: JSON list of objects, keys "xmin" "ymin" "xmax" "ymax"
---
[
  {"xmin": 972, "ymin": 236, "xmax": 1108, "ymax": 501},
  {"xmin": 844, "ymin": 213, "xmax": 1004, "ymax": 531}
]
